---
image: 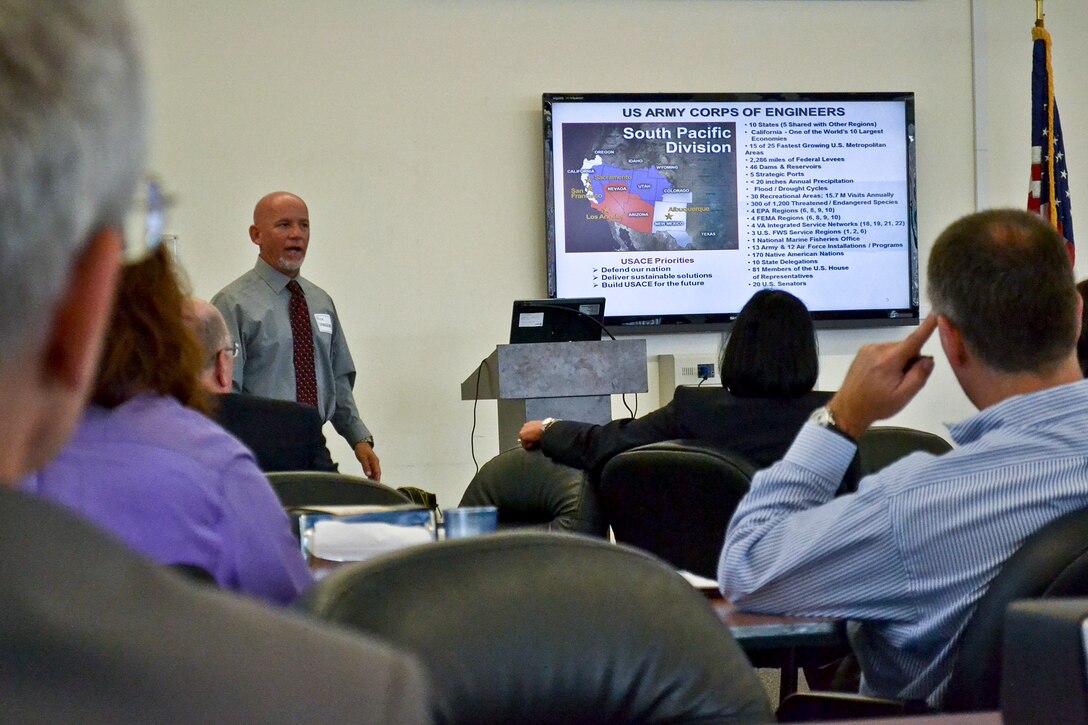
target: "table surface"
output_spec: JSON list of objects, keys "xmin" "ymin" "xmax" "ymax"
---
[
  {"xmin": 817, "ymin": 713, "xmax": 1001, "ymax": 725},
  {"xmin": 707, "ymin": 594, "xmax": 847, "ymax": 650},
  {"xmin": 706, "ymin": 592, "xmax": 847, "ymax": 706}
]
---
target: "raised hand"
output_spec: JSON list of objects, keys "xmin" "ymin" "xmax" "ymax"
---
[{"xmin": 829, "ymin": 314, "xmax": 938, "ymax": 439}]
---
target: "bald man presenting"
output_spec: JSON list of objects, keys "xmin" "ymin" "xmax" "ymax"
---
[{"xmin": 213, "ymin": 193, "xmax": 380, "ymax": 479}]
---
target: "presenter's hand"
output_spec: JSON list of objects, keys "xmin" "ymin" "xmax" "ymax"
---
[
  {"xmin": 829, "ymin": 313, "xmax": 938, "ymax": 440},
  {"xmin": 518, "ymin": 420, "xmax": 544, "ymax": 449},
  {"xmin": 353, "ymin": 440, "xmax": 382, "ymax": 481}
]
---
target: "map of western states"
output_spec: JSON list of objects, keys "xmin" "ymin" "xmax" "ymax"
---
[
  {"xmin": 561, "ymin": 122, "xmax": 739, "ymax": 253},
  {"xmin": 580, "ymin": 161, "xmax": 672, "ymax": 234}
]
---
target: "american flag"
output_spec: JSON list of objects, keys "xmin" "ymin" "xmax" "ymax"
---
[{"xmin": 1028, "ymin": 21, "xmax": 1074, "ymax": 261}]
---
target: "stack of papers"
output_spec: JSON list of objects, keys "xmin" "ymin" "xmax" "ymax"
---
[
  {"xmin": 678, "ymin": 570, "xmax": 719, "ymax": 592},
  {"xmin": 310, "ymin": 519, "xmax": 434, "ymax": 561},
  {"xmin": 295, "ymin": 505, "xmax": 435, "ymax": 562}
]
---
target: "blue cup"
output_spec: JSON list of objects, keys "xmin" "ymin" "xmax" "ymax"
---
[{"xmin": 443, "ymin": 506, "xmax": 498, "ymax": 540}]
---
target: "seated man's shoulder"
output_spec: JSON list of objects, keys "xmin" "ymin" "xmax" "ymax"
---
[
  {"xmin": 219, "ymin": 392, "xmax": 323, "ymax": 426},
  {"xmin": 0, "ymin": 488, "xmax": 429, "ymax": 723},
  {"xmin": 114, "ymin": 395, "xmax": 249, "ymax": 450},
  {"xmin": 91, "ymin": 397, "xmax": 263, "ymax": 483}
]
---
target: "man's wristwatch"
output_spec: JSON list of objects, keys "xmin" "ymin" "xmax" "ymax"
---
[
  {"xmin": 541, "ymin": 417, "xmax": 559, "ymax": 433},
  {"xmin": 808, "ymin": 406, "xmax": 855, "ymax": 442}
]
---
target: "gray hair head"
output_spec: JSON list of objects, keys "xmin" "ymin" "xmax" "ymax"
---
[
  {"xmin": 0, "ymin": 0, "xmax": 147, "ymax": 363},
  {"xmin": 184, "ymin": 298, "xmax": 231, "ymax": 371}
]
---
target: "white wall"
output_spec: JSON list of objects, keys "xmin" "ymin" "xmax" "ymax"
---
[{"xmin": 128, "ymin": 0, "xmax": 1087, "ymax": 507}]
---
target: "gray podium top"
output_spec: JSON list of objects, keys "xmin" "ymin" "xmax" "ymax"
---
[{"xmin": 461, "ymin": 340, "xmax": 648, "ymax": 401}]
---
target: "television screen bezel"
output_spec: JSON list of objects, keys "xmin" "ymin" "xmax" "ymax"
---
[{"xmin": 542, "ymin": 91, "xmax": 919, "ymax": 333}]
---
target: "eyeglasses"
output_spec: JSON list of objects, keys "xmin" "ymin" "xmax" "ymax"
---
[
  {"xmin": 207, "ymin": 341, "xmax": 239, "ymax": 367},
  {"xmin": 122, "ymin": 177, "xmax": 170, "ymax": 264}
]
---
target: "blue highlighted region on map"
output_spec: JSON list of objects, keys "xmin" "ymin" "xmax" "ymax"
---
[{"xmin": 587, "ymin": 164, "xmax": 672, "ymax": 207}]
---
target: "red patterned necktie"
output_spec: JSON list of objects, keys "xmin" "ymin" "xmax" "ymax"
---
[{"xmin": 286, "ymin": 280, "xmax": 319, "ymax": 408}]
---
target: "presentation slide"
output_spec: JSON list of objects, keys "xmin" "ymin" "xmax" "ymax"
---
[{"xmin": 546, "ymin": 95, "xmax": 916, "ymax": 324}]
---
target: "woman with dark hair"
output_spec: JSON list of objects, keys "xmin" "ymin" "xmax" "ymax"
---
[
  {"xmin": 21, "ymin": 246, "xmax": 311, "ymax": 605},
  {"xmin": 518, "ymin": 289, "xmax": 832, "ymax": 474},
  {"xmin": 720, "ymin": 288, "xmax": 819, "ymax": 398}
]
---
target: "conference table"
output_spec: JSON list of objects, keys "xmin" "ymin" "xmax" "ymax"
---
[
  {"xmin": 708, "ymin": 593, "xmax": 847, "ymax": 704},
  {"xmin": 818, "ymin": 714, "xmax": 1000, "ymax": 725}
]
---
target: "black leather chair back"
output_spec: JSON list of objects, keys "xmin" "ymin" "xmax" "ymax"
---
[
  {"xmin": 265, "ymin": 471, "xmax": 411, "ymax": 539},
  {"xmin": 598, "ymin": 440, "xmax": 755, "ymax": 578},
  {"xmin": 1003, "ymin": 598, "xmax": 1088, "ymax": 723},
  {"xmin": 943, "ymin": 506, "xmax": 1088, "ymax": 712},
  {"xmin": 265, "ymin": 471, "xmax": 411, "ymax": 508},
  {"xmin": 303, "ymin": 532, "xmax": 773, "ymax": 725},
  {"xmin": 460, "ymin": 447, "xmax": 605, "ymax": 535},
  {"xmin": 856, "ymin": 426, "xmax": 953, "ymax": 477}
]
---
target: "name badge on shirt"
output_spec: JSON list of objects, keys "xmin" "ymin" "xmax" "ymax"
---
[{"xmin": 314, "ymin": 313, "xmax": 334, "ymax": 334}]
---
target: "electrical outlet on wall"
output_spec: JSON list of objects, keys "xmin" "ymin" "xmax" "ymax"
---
[{"xmin": 658, "ymin": 354, "xmax": 721, "ymax": 404}]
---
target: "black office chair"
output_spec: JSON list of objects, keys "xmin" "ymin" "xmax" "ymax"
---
[
  {"xmin": 856, "ymin": 426, "xmax": 953, "ymax": 478},
  {"xmin": 597, "ymin": 440, "xmax": 756, "ymax": 578},
  {"xmin": 1002, "ymin": 598, "xmax": 1088, "ymax": 723},
  {"xmin": 302, "ymin": 532, "xmax": 774, "ymax": 725},
  {"xmin": 778, "ymin": 505, "xmax": 1088, "ymax": 720},
  {"xmin": 264, "ymin": 471, "xmax": 412, "ymax": 538},
  {"xmin": 265, "ymin": 471, "xmax": 410, "ymax": 508},
  {"xmin": 459, "ymin": 447, "xmax": 606, "ymax": 535}
]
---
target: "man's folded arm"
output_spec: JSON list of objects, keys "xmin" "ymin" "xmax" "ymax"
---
[{"xmin": 718, "ymin": 423, "xmax": 916, "ymax": 622}]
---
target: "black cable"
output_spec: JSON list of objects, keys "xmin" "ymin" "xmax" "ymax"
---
[{"xmin": 469, "ymin": 357, "xmax": 490, "ymax": 475}]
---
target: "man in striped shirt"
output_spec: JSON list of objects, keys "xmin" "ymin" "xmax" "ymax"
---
[{"xmin": 719, "ymin": 209, "xmax": 1088, "ymax": 707}]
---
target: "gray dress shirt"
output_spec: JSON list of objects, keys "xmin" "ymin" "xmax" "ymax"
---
[{"xmin": 212, "ymin": 259, "xmax": 372, "ymax": 447}]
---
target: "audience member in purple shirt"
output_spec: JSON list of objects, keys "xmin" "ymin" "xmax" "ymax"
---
[
  {"xmin": 21, "ymin": 245, "xmax": 311, "ymax": 606},
  {"xmin": 22, "ymin": 394, "xmax": 312, "ymax": 604}
]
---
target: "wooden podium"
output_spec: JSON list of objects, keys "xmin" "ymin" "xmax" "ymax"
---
[{"xmin": 461, "ymin": 340, "xmax": 648, "ymax": 451}]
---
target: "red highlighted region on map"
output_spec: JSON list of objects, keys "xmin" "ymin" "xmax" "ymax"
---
[
  {"xmin": 584, "ymin": 164, "xmax": 670, "ymax": 235},
  {"xmin": 592, "ymin": 184, "xmax": 655, "ymax": 234}
]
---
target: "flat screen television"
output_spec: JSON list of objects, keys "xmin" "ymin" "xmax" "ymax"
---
[{"xmin": 543, "ymin": 92, "xmax": 919, "ymax": 331}]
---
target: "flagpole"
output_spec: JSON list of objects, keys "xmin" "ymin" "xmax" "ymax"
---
[
  {"xmin": 1028, "ymin": 0, "xmax": 1075, "ymax": 260},
  {"xmin": 1036, "ymin": 13, "xmax": 1057, "ymax": 230}
]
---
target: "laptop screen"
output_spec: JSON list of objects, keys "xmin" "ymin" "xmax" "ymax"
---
[{"xmin": 509, "ymin": 298, "xmax": 606, "ymax": 344}]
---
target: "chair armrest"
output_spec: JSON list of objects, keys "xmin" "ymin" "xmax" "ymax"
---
[{"xmin": 776, "ymin": 691, "xmax": 929, "ymax": 722}]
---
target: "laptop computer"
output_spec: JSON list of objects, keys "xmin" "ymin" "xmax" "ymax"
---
[{"xmin": 509, "ymin": 297, "xmax": 607, "ymax": 344}]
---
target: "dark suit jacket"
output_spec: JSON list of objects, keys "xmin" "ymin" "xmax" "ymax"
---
[
  {"xmin": 541, "ymin": 387, "xmax": 835, "ymax": 475},
  {"xmin": 212, "ymin": 393, "xmax": 338, "ymax": 473}
]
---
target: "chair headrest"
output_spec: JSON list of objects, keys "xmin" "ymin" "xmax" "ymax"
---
[
  {"xmin": 460, "ymin": 448, "xmax": 603, "ymax": 534},
  {"xmin": 304, "ymin": 532, "xmax": 774, "ymax": 724}
]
